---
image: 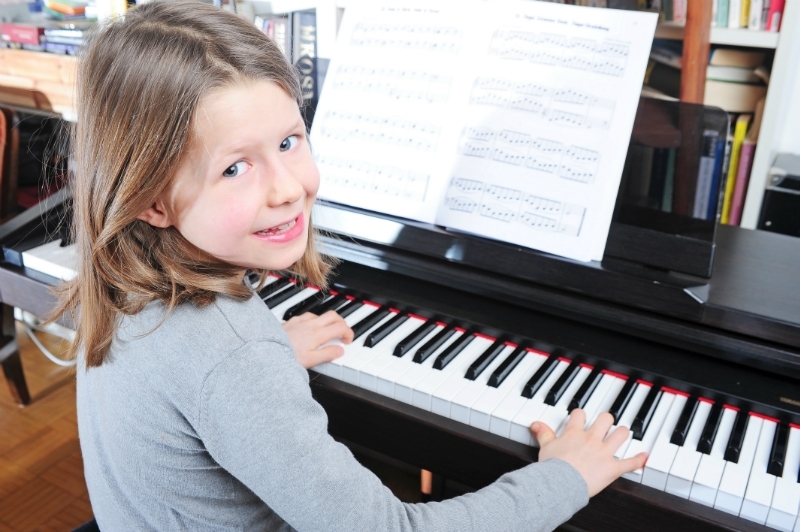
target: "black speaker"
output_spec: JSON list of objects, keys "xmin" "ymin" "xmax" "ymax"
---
[{"xmin": 757, "ymin": 174, "xmax": 800, "ymax": 238}]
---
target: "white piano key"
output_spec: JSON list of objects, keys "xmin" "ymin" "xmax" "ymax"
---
[
  {"xmin": 272, "ymin": 287, "xmax": 320, "ymax": 319},
  {"xmin": 767, "ymin": 425, "xmax": 800, "ymax": 532},
  {"xmin": 622, "ymin": 391, "xmax": 675, "ymax": 483},
  {"xmin": 324, "ymin": 304, "xmax": 381, "ymax": 380},
  {"xmin": 376, "ymin": 324, "xmax": 445, "ymax": 398},
  {"xmin": 412, "ymin": 335, "xmax": 484, "ymax": 411},
  {"xmin": 21, "ymin": 239, "xmax": 78, "ymax": 280},
  {"xmin": 582, "ymin": 373, "xmax": 625, "ymax": 428},
  {"xmin": 472, "ymin": 350, "xmax": 547, "ymax": 432},
  {"xmin": 429, "ymin": 337, "xmax": 494, "ymax": 417},
  {"xmin": 359, "ymin": 317, "xmax": 430, "ymax": 392},
  {"xmin": 450, "ymin": 344, "xmax": 515, "ymax": 424},
  {"xmin": 535, "ymin": 365, "xmax": 592, "ymax": 439},
  {"xmin": 714, "ymin": 414, "xmax": 763, "ymax": 516},
  {"xmin": 665, "ymin": 399, "xmax": 713, "ymax": 498},
  {"xmin": 336, "ymin": 311, "xmax": 399, "ymax": 384},
  {"xmin": 487, "ymin": 349, "xmax": 550, "ymax": 437},
  {"xmin": 393, "ymin": 330, "xmax": 464, "ymax": 404},
  {"xmin": 690, "ymin": 406, "xmax": 738, "ymax": 507},
  {"xmin": 611, "ymin": 382, "xmax": 652, "ymax": 460},
  {"xmin": 508, "ymin": 359, "xmax": 571, "ymax": 445},
  {"xmin": 642, "ymin": 392, "xmax": 688, "ymax": 491},
  {"xmin": 740, "ymin": 418, "xmax": 778, "ymax": 524}
]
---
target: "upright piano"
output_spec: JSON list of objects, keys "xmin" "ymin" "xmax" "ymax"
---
[{"xmin": 1, "ymin": 99, "xmax": 799, "ymax": 532}]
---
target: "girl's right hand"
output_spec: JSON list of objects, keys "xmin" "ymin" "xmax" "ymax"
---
[
  {"xmin": 282, "ymin": 311, "xmax": 354, "ymax": 369},
  {"xmin": 532, "ymin": 409, "xmax": 648, "ymax": 498}
]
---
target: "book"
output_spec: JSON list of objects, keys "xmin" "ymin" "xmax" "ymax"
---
[
  {"xmin": 649, "ymin": 47, "xmax": 761, "ymax": 83},
  {"xmin": 693, "ymin": 130, "xmax": 721, "ymax": 219},
  {"xmin": 711, "ymin": 116, "xmax": 735, "ymax": 220},
  {"xmin": 311, "ymin": 1, "xmax": 658, "ymax": 262},
  {"xmin": 293, "ymin": 10, "xmax": 318, "ymax": 128},
  {"xmin": 662, "ymin": 148, "xmax": 676, "ymax": 212},
  {"xmin": 716, "ymin": 0, "xmax": 730, "ymax": 27},
  {"xmin": 748, "ymin": 0, "xmax": 764, "ymax": 30},
  {"xmin": 720, "ymin": 113, "xmax": 752, "ymax": 224},
  {"xmin": 1, "ymin": 23, "xmax": 45, "ymax": 46},
  {"xmin": 766, "ymin": 0, "xmax": 785, "ymax": 31},
  {"xmin": 705, "ymin": 79, "xmax": 767, "ymax": 113},
  {"xmin": 706, "ymin": 134, "xmax": 726, "ymax": 220},
  {"xmin": 728, "ymin": 0, "xmax": 741, "ymax": 28},
  {"xmin": 740, "ymin": 0, "xmax": 751, "ymax": 27},
  {"xmin": 709, "ymin": 47, "xmax": 765, "ymax": 68},
  {"xmin": 728, "ymin": 97, "xmax": 765, "ymax": 225}
]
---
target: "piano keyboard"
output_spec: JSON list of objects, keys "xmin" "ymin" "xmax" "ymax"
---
[{"xmin": 260, "ymin": 274, "xmax": 800, "ymax": 532}]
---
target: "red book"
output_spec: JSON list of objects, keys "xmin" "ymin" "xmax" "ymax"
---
[
  {"xmin": 728, "ymin": 140, "xmax": 756, "ymax": 226},
  {"xmin": 766, "ymin": 0, "xmax": 785, "ymax": 31},
  {"xmin": 0, "ymin": 23, "xmax": 44, "ymax": 46}
]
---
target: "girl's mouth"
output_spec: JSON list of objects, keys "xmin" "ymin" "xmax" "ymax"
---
[{"xmin": 253, "ymin": 213, "xmax": 305, "ymax": 243}]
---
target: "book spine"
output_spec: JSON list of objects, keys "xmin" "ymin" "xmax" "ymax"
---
[
  {"xmin": 662, "ymin": 148, "xmax": 676, "ymax": 212},
  {"xmin": 295, "ymin": 11, "xmax": 317, "ymax": 106},
  {"xmin": 707, "ymin": 134, "xmax": 726, "ymax": 220},
  {"xmin": 729, "ymin": 140, "xmax": 756, "ymax": 225},
  {"xmin": 721, "ymin": 117, "xmax": 749, "ymax": 223},
  {"xmin": 766, "ymin": 0, "xmax": 785, "ymax": 31},
  {"xmin": 748, "ymin": 0, "xmax": 764, "ymax": 29},
  {"xmin": 0, "ymin": 24, "xmax": 43, "ymax": 45},
  {"xmin": 712, "ymin": 0, "xmax": 719, "ymax": 26},
  {"xmin": 740, "ymin": 0, "xmax": 751, "ymax": 27},
  {"xmin": 663, "ymin": 0, "xmax": 673, "ymax": 21},
  {"xmin": 728, "ymin": 0, "xmax": 741, "ymax": 28},
  {"xmin": 717, "ymin": 0, "xmax": 729, "ymax": 27},
  {"xmin": 673, "ymin": 0, "xmax": 685, "ymax": 22},
  {"xmin": 271, "ymin": 17, "xmax": 289, "ymax": 59},
  {"xmin": 693, "ymin": 131, "xmax": 719, "ymax": 219}
]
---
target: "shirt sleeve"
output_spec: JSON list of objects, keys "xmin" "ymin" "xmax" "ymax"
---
[{"xmin": 197, "ymin": 339, "xmax": 588, "ymax": 532}]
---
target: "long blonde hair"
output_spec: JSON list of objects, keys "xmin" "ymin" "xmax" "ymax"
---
[{"xmin": 54, "ymin": 0, "xmax": 332, "ymax": 367}]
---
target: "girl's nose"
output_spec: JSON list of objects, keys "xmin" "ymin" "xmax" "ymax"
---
[{"xmin": 266, "ymin": 162, "xmax": 305, "ymax": 207}]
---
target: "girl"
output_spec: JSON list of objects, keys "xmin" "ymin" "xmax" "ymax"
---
[{"xmin": 59, "ymin": 1, "xmax": 646, "ymax": 530}]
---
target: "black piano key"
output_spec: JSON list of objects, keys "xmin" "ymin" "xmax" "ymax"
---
[
  {"xmin": 464, "ymin": 340, "xmax": 505, "ymax": 381},
  {"xmin": 283, "ymin": 291, "xmax": 328, "ymax": 320},
  {"xmin": 568, "ymin": 367, "xmax": 602, "ymax": 413},
  {"xmin": 263, "ymin": 283, "xmax": 304, "ymax": 307},
  {"xmin": 724, "ymin": 410, "xmax": 748, "ymax": 463},
  {"xmin": 521, "ymin": 355, "xmax": 558, "ymax": 399},
  {"xmin": 336, "ymin": 300, "xmax": 363, "ymax": 319},
  {"xmin": 364, "ymin": 313, "xmax": 408, "ymax": 348},
  {"xmin": 697, "ymin": 402, "xmax": 723, "ymax": 455},
  {"xmin": 487, "ymin": 346, "xmax": 526, "ymax": 388},
  {"xmin": 544, "ymin": 359, "xmax": 581, "ymax": 407},
  {"xmin": 258, "ymin": 277, "xmax": 291, "ymax": 299},
  {"xmin": 767, "ymin": 422, "xmax": 790, "ymax": 477},
  {"xmin": 351, "ymin": 306, "xmax": 391, "ymax": 340},
  {"xmin": 607, "ymin": 377, "xmax": 636, "ymax": 424},
  {"xmin": 394, "ymin": 320, "xmax": 438, "ymax": 358},
  {"xmin": 631, "ymin": 386, "xmax": 662, "ymax": 440},
  {"xmin": 670, "ymin": 396, "xmax": 700, "ymax": 446},
  {"xmin": 432, "ymin": 331, "xmax": 474, "ymax": 370},
  {"xmin": 311, "ymin": 294, "xmax": 348, "ymax": 315},
  {"xmin": 413, "ymin": 325, "xmax": 456, "ymax": 363}
]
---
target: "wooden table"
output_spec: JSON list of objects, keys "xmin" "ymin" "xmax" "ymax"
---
[{"xmin": 0, "ymin": 49, "xmax": 77, "ymax": 119}]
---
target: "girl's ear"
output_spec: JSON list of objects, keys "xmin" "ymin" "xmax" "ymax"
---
[{"xmin": 137, "ymin": 200, "xmax": 173, "ymax": 228}]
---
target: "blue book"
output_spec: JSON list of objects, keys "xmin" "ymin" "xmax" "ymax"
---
[{"xmin": 707, "ymin": 135, "xmax": 726, "ymax": 220}]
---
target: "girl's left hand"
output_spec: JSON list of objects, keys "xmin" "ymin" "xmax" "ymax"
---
[{"xmin": 282, "ymin": 311, "xmax": 354, "ymax": 369}]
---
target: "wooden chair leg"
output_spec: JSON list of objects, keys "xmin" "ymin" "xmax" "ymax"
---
[{"xmin": 1, "ymin": 304, "xmax": 30, "ymax": 406}]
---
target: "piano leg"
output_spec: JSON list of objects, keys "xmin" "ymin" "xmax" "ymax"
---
[{"xmin": 1, "ymin": 304, "xmax": 31, "ymax": 406}]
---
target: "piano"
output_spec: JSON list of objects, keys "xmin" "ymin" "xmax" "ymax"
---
[{"xmin": 2, "ymin": 99, "xmax": 799, "ymax": 532}]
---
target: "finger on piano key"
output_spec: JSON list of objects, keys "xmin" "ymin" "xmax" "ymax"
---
[
  {"xmin": 642, "ymin": 390, "xmax": 689, "ymax": 490},
  {"xmin": 432, "ymin": 330, "xmax": 474, "ymax": 369},
  {"xmin": 697, "ymin": 401, "xmax": 724, "ymax": 455},
  {"xmin": 429, "ymin": 335, "xmax": 495, "ymax": 417},
  {"xmin": 351, "ymin": 304, "xmax": 392, "ymax": 340},
  {"xmin": 487, "ymin": 345, "xmax": 526, "ymax": 388},
  {"xmin": 766, "ymin": 424, "xmax": 800, "ymax": 531},
  {"xmin": 394, "ymin": 329, "xmax": 465, "ymax": 405},
  {"xmin": 584, "ymin": 371, "xmax": 627, "ymax": 428},
  {"xmin": 263, "ymin": 282, "xmax": 305, "ymax": 308},
  {"xmin": 535, "ymin": 364, "xmax": 593, "ymax": 439},
  {"xmin": 714, "ymin": 413, "xmax": 762, "ymax": 516},
  {"xmin": 724, "ymin": 406, "xmax": 749, "ymax": 463},
  {"xmin": 283, "ymin": 289, "xmax": 328, "ymax": 320},
  {"xmin": 509, "ymin": 358, "xmax": 571, "ymax": 445},
  {"xmin": 488, "ymin": 348, "xmax": 550, "ymax": 437},
  {"xmin": 376, "ymin": 323, "xmax": 445, "ymax": 398},
  {"xmin": 665, "ymin": 397, "xmax": 713, "ymax": 498},
  {"xmin": 394, "ymin": 317, "xmax": 439, "ymax": 357},
  {"xmin": 359, "ymin": 316, "xmax": 431, "ymax": 391},
  {"xmin": 689, "ymin": 405, "xmax": 738, "ymax": 506},
  {"xmin": 631, "ymin": 384, "xmax": 662, "ymax": 440},
  {"xmin": 413, "ymin": 334, "xmax": 489, "ymax": 412},
  {"xmin": 740, "ymin": 416, "xmax": 779, "ymax": 524},
  {"xmin": 413, "ymin": 324, "xmax": 456, "ymax": 363},
  {"xmin": 337, "ymin": 310, "xmax": 400, "ymax": 385},
  {"xmin": 272, "ymin": 287, "xmax": 320, "ymax": 320},
  {"xmin": 622, "ymin": 390, "xmax": 675, "ymax": 483},
  {"xmin": 450, "ymin": 342, "xmax": 515, "ymax": 424},
  {"xmin": 472, "ymin": 348, "xmax": 543, "ymax": 431},
  {"xmin": 611, "ymin": 381, "xmax": 652, "ymax": 460},
  {"xmin": 312, "ymin": 293, "xmax": 348, "ymax": 315},
  {"xmin": 320, "ymin": 303, "xmax": 380, "ymax": 379},
  {"xmin": 567, "ymin": 366, "xmax": 603, "ymax": 413},
  {"xmin": 607, "ymin": 377, "xmax": 637, "ymax": 424},
  {"xmin": 364, "ymin": 312, "xmax": 408, "ymax": 348}
]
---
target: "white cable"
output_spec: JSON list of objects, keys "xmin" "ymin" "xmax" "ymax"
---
[{"xmin": 22, "ymin": 323, "xmax": 77, "ymax": 367}]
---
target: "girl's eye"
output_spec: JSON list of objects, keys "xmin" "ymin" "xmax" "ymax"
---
[
  {"xmin": 280, "ymin": 135, "xmax": 299, "ymax": 152},
  {"xmin": 222, "ymin": 161, "xmax": 248, "ymax": 178}
]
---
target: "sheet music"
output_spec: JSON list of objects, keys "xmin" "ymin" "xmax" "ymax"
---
[{"xmin": 312, "ymin": 0, "xmax": 657, "ymax": 262}]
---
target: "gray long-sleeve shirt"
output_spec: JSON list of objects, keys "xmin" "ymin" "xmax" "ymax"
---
[{"xmin": 77, "ymin": 293, "xmax": 588, "ymax": 531}]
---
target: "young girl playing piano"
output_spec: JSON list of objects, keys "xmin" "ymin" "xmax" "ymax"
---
[{"xmin": 57, "ymin": 1, "xmax": 646, "ymax": 529}]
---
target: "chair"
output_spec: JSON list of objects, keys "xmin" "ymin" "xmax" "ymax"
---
[{"xmin": 71, "ymin": 518, "xmax": 100, "ymax": 532}]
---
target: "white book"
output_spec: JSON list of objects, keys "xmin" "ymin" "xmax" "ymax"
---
[
  {"xmin": 748, "ymin": 0, "xmax": 764, "ymax": 30},
  {"xmin": 728, "ymin": 0, "xmax": 742, "ymax": 28},
  {"xmin": 311, "ymin": 1, "xmax": 658, "ymax": 263}
]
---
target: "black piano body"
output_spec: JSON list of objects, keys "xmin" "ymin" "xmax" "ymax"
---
[{"xmin": 1, "ymin": 100, "xmax": 799, "ymax": 532}]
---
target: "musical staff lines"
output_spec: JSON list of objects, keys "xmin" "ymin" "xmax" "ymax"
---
[
  {"xmin": 458, "ymin": 126, "xmax": 600, "ymax": 183},
  {"xmin": 444, "ymin": 177, "xmax": 585, "ymax": 236},
  {"xmin": 317, "ymin": 155, "xmax": 430, "ymax": 202},
  {"xmin": 319, "ymin": 111, "xmax": 441, "ymax": 152},
  {"xmin": 470, "ymin": 77, "xmax": 615, "ymax": 130},
  {"xmin": 351, "ymin": 22, "xmax": 462, "ymax": 54},
  {"xmin": 333, "ymin": 65, "xmax": 452, "ymax": 104},
  {"xmin": 488, "ymin": 30, "xmax": 628, "ymax": 77}
]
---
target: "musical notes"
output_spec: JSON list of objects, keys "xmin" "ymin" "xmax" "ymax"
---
[
  {"xmin": 488, "ymin": 29, "xmax": 629, "ymax": 77},
  {"xmin": 333, "ymin": 65, "xmax": 452, "ymax": 104},
  {"xmin": 470, "ymin": 78, "xmax": 616, "ymax": 130},
  {"xmin": 351, "ymin": 22, "xmax": 462, "ymax": 54},
  {"xmin": 318, "ymin": 111, "xmax": 441, "ymax": 152},
  {"xmin": 316, "ymin": 155, "xmax": 430, "ymax": 202},
  {"xmin": 456, "ymin": 126, "xmax": 600, "ymax": 183}
]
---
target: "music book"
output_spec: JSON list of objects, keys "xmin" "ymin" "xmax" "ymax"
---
[{"xmin": 310, "ymin": 0, "xmax": 658, "ymax": 262}]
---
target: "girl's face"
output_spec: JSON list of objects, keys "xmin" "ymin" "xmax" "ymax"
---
[{"xmin": 156, "ymin": 81, "xmax": 319, "ymax": 272}]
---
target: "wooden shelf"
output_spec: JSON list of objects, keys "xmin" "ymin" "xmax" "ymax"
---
[
  {"xmin": 0, "ymin": 49, "xmax": 77, "ymax": 120},
  {"xmin": 656, "ymin": 21, "xmax": 780, "ymax": 48}
]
